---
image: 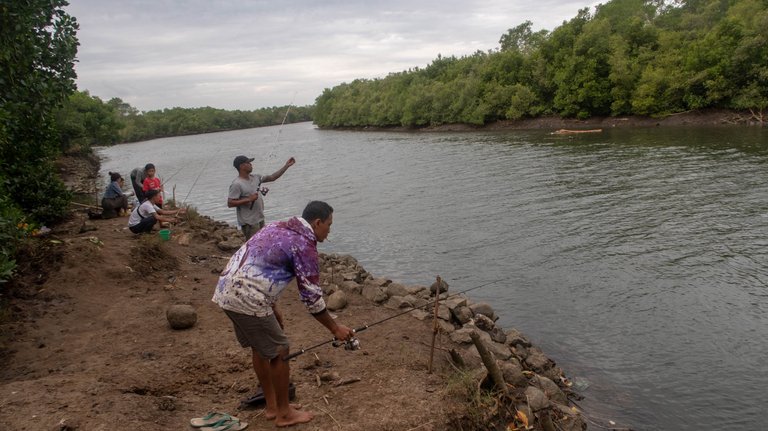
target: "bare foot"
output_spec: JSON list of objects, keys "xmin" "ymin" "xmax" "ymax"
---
[
  {"xmin": 275, "ymin": 408, "xmax": 314, "ymax": 427},
  {"xmin": 265, "ymin": 403, "xmax": 303, "ymax": 420}
]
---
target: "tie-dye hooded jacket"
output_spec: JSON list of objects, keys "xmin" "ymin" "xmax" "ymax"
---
[{"xmin": 212, "ymin": 217, "xmax": 326, "ymax": 317}]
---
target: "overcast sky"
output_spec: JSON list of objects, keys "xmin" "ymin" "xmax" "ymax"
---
[{"xmin": 66, "ymin": 1, "xmax": 598, "ymax": 112}]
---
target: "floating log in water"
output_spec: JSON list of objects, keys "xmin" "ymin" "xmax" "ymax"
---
[{"xmin": 552, "ymin": 128, "xmax": 603, "ymax": 134}]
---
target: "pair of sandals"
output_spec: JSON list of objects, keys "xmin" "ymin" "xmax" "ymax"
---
[{"xmin": 190, "ymin": 412, "xmax": 247, "ymax": 431}]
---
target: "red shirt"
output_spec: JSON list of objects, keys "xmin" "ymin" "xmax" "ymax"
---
[{"xmin": 142, "ymin": 177, "xmax": 163, "ymax": 204}]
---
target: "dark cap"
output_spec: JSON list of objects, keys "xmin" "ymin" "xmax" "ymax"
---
[{"xmin": 233, "ymin": 155, "xmax": 254, "ymax": 169}]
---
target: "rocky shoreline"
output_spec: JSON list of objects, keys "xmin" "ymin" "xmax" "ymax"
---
[
  {"xmin": 207, "ymin": 220, "xmax": 588, "ymax": 430},
  {"xmin": 0, "ymin": 151, "xmax": 593, "ymax": 430}
]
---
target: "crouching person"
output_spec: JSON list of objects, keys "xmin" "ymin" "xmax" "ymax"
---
[
  {"xmin": 101, "ymin": 172, "xmax": 129, "ymax": 219},
  {"xmin": 127, "ymin": 189, "xmax": 185, "ymax": 234},
  {"xmin": 212, "ymin": 200, "xmax": 353, "ymax": 427}
]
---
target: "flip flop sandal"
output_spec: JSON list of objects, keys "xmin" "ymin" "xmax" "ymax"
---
[
  {"xmin": 200, "ymin": 419, "xmax": 248, "ymax": 431},
  {"xmin": 190, "ymin": 412, "xmax": 237, "ymax": 427}
]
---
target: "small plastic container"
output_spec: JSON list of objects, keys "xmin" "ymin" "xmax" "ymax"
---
[{"xmin": 158, "ymin": 229, "xmax": 171, "ymax": 241}]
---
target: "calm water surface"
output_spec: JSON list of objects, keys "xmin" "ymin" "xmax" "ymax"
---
[{"xmin": 98, "ymin": 123, "xmax": 768, "ymax": 430}]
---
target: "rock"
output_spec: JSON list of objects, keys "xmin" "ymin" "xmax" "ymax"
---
[
  {"xmin": 323, "ymin": 283, "xmax": 339, "ymax": 294},
  {"xmin": 450, "ymin": 327, "xmax": 474, "ymax": 344},
  {"xmin": 369, "ymin": 277, "xmax": 392, "ymax": 288},
  {"xmin": 176, "ymin": 232, "xmax": 191, "ymax": 246},
  {"xmin": 550, "ymin": 403, "xmax": 587, "ymax": 431},
  {"xmin": 436, "ymin": 319, "xmax": 455, "ymax": 334},
  {"xmin": 429, "ymin": 279, "xmax": 449, "ymax": 295},
  {"xmin": 217, "ymin": 237, "xmax": 243, "ymax": 251},
  {"xmin": 406, "ymin": 295, "xmax": 428, "ymax": 309},
  {"xmin": 524, "ymin": 386, "xmax": 550, "ymax": 411},
  {"xmin": 320, "ymin": 371, "xmax": 339, "ymax": 381},
  {"xmin": 499, "ymin": 360, "xmax": 528, "ymax": 387},
  {"xmin": 524, "ymin": 347, "xmax": 553, "ymax": 372},
  {"xmin": 504, "ymin": 328, "xmax": 532, "ymax": 347},
  {"xmin": 53, "ymin": 417, "xmax": 81, "ymax": 431},
  {"xmin": 361, "ymin": 285, "xmax": 388, "ymax": 304},
  {"xmin": 489, "ymin": 327, "xmax": 507, "ymax": 344},
  {"xmin": 405, "ymin": 285, "xmax": 428, "ymax": 296},
  {"xmin": 410, "ymin": 309, "xmax": 430, "ymax": 321},
  {"xmin": 512, "ymin": 344, "xmax": 529, "ymax": 360},
  {"xmin": 340, "ymin": 280, "xmax": 362, "ymax": 294},
  {"xmin": 473, "ymin": 314, "xmax": 495, "ymax": 331},
  {"xmin": 166, "ymin": 304, "xmax": 197, "ymax": 330},
  {"xmin": 79, "ymin": 221, "xmax": 98, "ymax": 233},
  {"xmin": 384, "ymin": 282, "xmax": 409, "ymax": 297},
  {"xmin": 469, "ymin": 302, "xmax": 497, "ymax": 321},
  {"xmin": 326, "ymin": 291, "xmax": 348, "ymax": 311},
  {"xmin": 488, "ymin": 341, "xmax": 512, "ymax": 360},
  {"xmin": 451, "ymin": 305, "xmax": 474, "ymax": 324},
  {"xmin": 384, "ymin": 295, "xmax": 414, "ymax": 310},
  {"xmin": 443, "ymin": 296, "xmax": 468, "ymax": 310},
  {"xmin": 341, "ymin": 271, "xmax": 360, "ymax": 283},
  {"xmin": 436, "ymin": 304, "xmax": 452, "ymax": 321},
  {"xmin": 533, "ymin": 375, "xmax": 567, "ymax": 405}
]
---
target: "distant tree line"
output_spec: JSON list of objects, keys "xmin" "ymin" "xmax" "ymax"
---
[
  {"xmin": 55, "ymin": 92, "xmax": 313, "ymax": 151},
  {"xmin": 314, "ymin": 0, "xmax": 768, "ymax": 127}
]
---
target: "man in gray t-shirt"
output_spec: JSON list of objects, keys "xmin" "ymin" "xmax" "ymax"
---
[{"xmin": 228, "ymin": 155, "xmax": 295, "ymax": 240}]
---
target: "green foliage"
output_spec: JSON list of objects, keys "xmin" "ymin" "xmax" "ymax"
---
[
  {"xmin": 0, "ymin": 205, "xmax": 21, "ymax": 284},
  {"xmin": 0, "ymin": 0, "xmax": 78, "ymax": 220},
  {"xmin": 313, "ymin": 0, "xmax": 768, "ymax": 127},
  {"xmin": 116, "ymin": 104, "xmax": 314, "ymax": 143},
  {"xmin": 55, "ymin": 90, "xmax": 124, "ymax": 152},
  {"xmin": 0, "ymin": 0, "xmax": 79, "ymax": 286}
]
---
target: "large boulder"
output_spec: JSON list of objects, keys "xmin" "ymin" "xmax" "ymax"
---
[
  {"xmin": 469, "ymin": 302, "xmax": 497, "ymax": 321},
  {"xmin": 429, "ymin": 279, "xmax": 449, "ymax": 295},
  {"xmin": 166, "ymin": 304, "xmax": 197, "ymax": 330},
  {"xmin": 384, "ymin": 282, "xmax": 409, "ymax": 298},
  {"xmin": 326, "ymin": 291, "xmax": 348, "ymax": 311},
  {"xmin": 362, "ymin": 285, "xmax": 388, "ymax": 304}
]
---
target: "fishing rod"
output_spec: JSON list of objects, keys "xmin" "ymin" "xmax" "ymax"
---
[{"xmin": 284, "ymin": 277, "xmax": 506, "ymax": 360}]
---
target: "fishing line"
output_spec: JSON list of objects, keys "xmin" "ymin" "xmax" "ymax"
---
[
  {"xmin": 284, "ymin": 277, "xmax": 506, "ymax": 360},
  {"xmin": 268, "ymin": 91, "xmax": 297, "ymax": 159},
  {"xmin": 180, "ymin": 148, "xmax": 222, "ymax": 206}
]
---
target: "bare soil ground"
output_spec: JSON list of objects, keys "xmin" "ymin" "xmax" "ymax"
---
[{"xmin": 0, "ymin": 208, "xmax": 473, "ymax": 431}]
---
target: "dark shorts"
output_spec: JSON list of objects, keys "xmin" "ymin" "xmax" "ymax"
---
[
  {"xmin": 224, "ymin": 309, "xmax": 289, "ymax": 360},
  {"xmin": 129, "ymin": 214, "xmax": 157, "ymax": 234}
]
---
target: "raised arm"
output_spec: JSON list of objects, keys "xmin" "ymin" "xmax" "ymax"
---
[{"xmin": 261, "ymin": 157, "xmax": 295, "ymax": 183}]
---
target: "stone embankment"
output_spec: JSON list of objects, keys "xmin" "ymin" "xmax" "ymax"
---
[{"xmin": 209, "ymin": 220, "xmax": 586, "ymax": 430}]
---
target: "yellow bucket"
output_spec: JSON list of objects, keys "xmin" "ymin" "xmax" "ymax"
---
[{"xmin": 158, "ymin": 229, "xmax": 171, "ymax": 241}]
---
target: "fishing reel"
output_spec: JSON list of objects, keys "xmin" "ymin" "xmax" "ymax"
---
[
  {"xmin": 259, "ymin": 187, "xmax": 269, "ymax": 196},
  {"xmin": 332, "ymin": 337, "xmax": 361, "ymax": 351}
]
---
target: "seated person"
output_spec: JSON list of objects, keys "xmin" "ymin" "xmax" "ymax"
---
[
  {"xmin": 101, "ymin": 172, "xmax": 129, "ymax": 219},
  {"xmin": 127, "ymin": 189, "xmax": 185, "ymax": 234}
]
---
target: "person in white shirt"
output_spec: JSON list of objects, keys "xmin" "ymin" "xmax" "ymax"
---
[{"xmin": 127, "ymin": 189, "xmax": 185, "ymax": 234}]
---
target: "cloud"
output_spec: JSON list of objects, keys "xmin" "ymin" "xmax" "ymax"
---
[{"xmin": 67, "ymin": 0, "xmax": 597, "ymax": 111}]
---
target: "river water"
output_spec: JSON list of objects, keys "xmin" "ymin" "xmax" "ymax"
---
[{"xmin": 98, "ymin": 122, "xmax": 768, "ymax": 430}]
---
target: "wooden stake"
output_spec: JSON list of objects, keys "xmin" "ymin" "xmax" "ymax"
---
[
  {"xmin": 470, "ymin": 331, "xmax": 509, "ymax": 396},
  {"xmin": 428, "ymin": 275, "xmax": 443, "ymax": 374}
]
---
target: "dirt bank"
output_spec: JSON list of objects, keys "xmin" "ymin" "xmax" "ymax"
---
[{"xmin": 0, "ymin": 155, "xmax": 589, "ymax": 431}]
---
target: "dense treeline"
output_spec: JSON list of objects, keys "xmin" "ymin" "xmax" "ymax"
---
[
  {"xmin": 0, "ymin": 0, "xmax": 78, "ymax": 283},
  {"xmin": 314, "ymin": 0, "xmax": 768, "ymax": 127},
  {"xmin": 56, "ymin": 92, "xmax": 313, "ymax": 151}
]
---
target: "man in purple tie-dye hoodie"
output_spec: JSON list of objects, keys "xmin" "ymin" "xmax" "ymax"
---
[{"xmin": 213, "ymin": 200, "xmax": 353, "ymax": 427}]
